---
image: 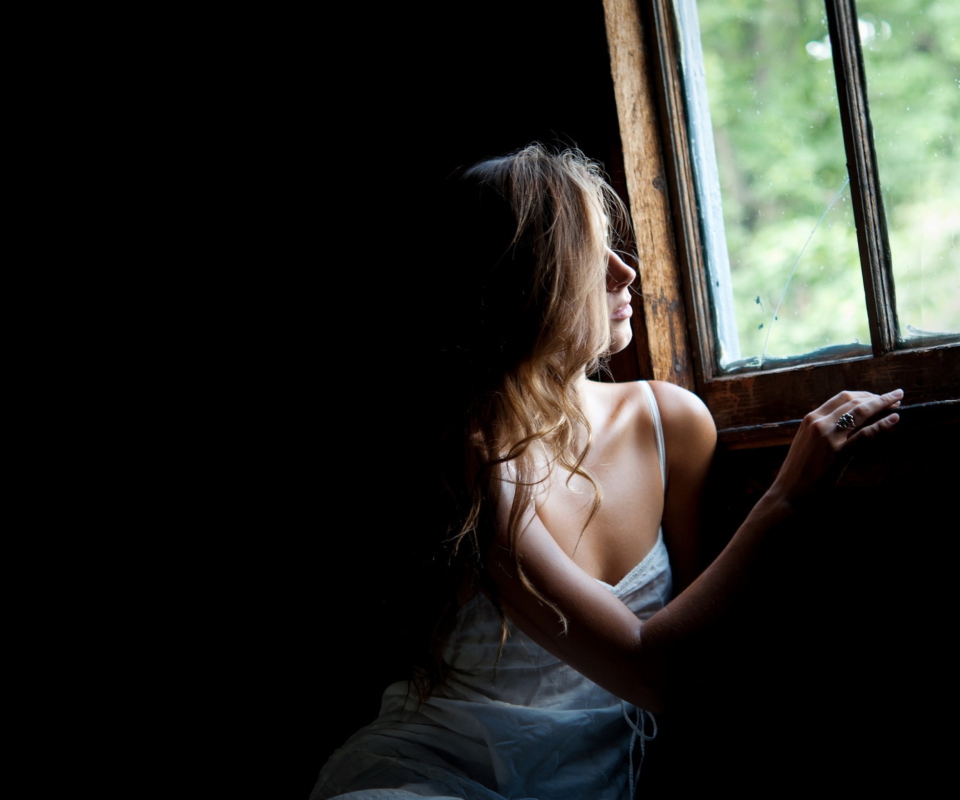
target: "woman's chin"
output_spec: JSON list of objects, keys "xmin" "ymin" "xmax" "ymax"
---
[{"xmin": 608, "ymin": 324, "xmax": 634, "ymax": 355}]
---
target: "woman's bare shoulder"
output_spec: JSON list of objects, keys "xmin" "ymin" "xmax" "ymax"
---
[
  {"xmin": 646, "ymin": 380, "xmax": 717, "ymax": 462},
  {"xmin": 646, "ymin": 383, "xmax": 716, "ymax": 590}
]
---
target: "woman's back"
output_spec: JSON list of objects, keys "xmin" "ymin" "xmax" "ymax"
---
[{"xmin": 313, "ymin": 381, "xmax": 673, "ymax": 800}]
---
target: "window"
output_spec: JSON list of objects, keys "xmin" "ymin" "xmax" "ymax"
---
[{"xmin": 603, "ymin": 0, "xmax": 959, "ymax": 444}]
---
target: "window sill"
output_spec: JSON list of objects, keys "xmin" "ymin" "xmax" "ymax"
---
[{"xmin": 718, "ymin": 398, "xmax": 960, "ymax": 450}]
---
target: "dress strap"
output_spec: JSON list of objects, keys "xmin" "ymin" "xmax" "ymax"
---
[{"xmin": 639, "ymin": 381, "xmax": 666, "ymax": 491}]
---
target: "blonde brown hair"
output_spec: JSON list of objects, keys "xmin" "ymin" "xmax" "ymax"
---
[{"xmin": 415, "ymin": 143, "xmax": 633, "ymax": 696}]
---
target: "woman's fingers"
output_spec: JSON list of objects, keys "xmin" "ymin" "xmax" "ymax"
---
[
  {"xmin": 848, "ymin": 410, "xmax": 901, "ymax": 443},
  {"xmin": 844, "ymin": 390, "xmax": 903, "ymax": 443},
  {"xmin": 815, "ymin": 388, "xmax": 899, "ymax": 419},
  {"xmin": 772, "ymin": 388, "xmax": 904, "ymax": 505},
  {"xmin": 830, "ymin": 388, "xmax": 903, "ymax": 440},
  {"xmin": 811, "ymin": 389, "xmax": 902, "ymax": 434}
]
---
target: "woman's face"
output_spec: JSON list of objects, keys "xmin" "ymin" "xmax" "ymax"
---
[
  {"xmin": 606, "ymin": 247, "xmax": 637, "ymax": 355},
  {"xmin": 589, "ymin": 202, "xmax": 638, "ymax": 356}
]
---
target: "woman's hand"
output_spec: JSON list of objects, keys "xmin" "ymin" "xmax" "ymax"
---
[{"xmin": 769, "ymin": 388, "xmax": 903, "ymax": 506}]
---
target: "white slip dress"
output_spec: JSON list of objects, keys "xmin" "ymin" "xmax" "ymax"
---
[{"xmin": 314, "ymin": 382, "xmax": 671, "ymax": 800}]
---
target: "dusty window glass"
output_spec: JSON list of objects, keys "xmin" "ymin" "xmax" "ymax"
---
[
  {"xmin": 680, "ymin": 0, "xmax": 874, "ymax": 371},
  {"xmin": 679, "ymin": 0, "xmax": 959, "ymax": 372},
  {"xmin": 681, "ymin": 0, "xmax": 874, "ymax": 370},
  {"xmin": 858, "ymin": 0, "xmax": 960, "ymax": 346}
]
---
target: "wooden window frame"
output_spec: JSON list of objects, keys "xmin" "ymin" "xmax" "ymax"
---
[{"xmin": 603, "ymin": 0, "xmax": 959, "ymax": 448}]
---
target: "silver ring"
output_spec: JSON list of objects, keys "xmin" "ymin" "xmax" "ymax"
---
[{"xmin": 836, "ymin": 412, "xmax": 856, "ymax": 430}]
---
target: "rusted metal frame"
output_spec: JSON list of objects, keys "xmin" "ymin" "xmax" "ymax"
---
[
  {"xmin": 705, "ymin": 341, "xmax": 960, "ymax": 435},
  {"xmin": 642, "ymin": 0, "xmax": 717, "ymax": 388},
  {"xmin": 824, "ymin": 0, "xmax": 898, "ymax": 355},
  {"xmin": 602, "ymin": 0, "xmax": 697, "ymax": 389},
  {"xmin": 603, "ymin": 0, "xmax": 958, "ymax": 449},
  {"xmin": 720, "ymin": 397, "xmax": 960, "ymax": 450}
]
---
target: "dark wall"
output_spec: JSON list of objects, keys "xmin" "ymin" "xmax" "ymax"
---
[
  {"xmin": 222, "ymin": 5, "xmax": 957, "ymax": 798},
  {"xmin": 281, "ymin": 4, "xmax": 626, "ymax": 797},
  {"xmin": 639, "ymin": 414, "xmax": 958, "ymax": 797}
]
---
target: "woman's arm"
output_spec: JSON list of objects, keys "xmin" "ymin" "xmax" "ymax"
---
[
  {"xmin": 651, "ymin": 380, "xmax": 717, "ymax": 594},
  {"xmin": 488, "ymin": 387, "xmax": 903, "ymax": 712}
]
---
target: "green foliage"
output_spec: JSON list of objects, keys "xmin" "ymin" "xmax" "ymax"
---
[
  {"xmin": 695, "ymin": 0, "xmax": 959, "ymax": 363},
  {"xmin": 860, "ymin": 0, "xmax": 960, "ymax": 335}
]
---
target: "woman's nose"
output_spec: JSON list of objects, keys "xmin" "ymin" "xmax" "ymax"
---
[{"xmin": 607, "ymin": 249, "xmax": 637, "ymax": 291}]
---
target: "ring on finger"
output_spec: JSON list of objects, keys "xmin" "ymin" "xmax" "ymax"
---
[{"xmin": 836, "ymin": 412, "xmax": 856, "ymax": 430}]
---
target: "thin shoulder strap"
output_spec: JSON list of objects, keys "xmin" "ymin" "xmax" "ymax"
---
[{"xmin": 639, "ymin": 381, "xmax": 666, "ymax": 491}]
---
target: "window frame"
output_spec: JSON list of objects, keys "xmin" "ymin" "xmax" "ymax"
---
[{"xmin": 603, "ymin": 0, "xmax": 959, "ymax": 447}]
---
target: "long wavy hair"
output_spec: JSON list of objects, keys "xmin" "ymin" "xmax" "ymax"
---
[{"xmin": 407, "ymin": 144, "xmax": 634, "ymax": 698}]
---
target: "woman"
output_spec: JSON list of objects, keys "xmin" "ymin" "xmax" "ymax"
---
[{"xmin": 313, "ymin": 144, "xmax": 901, "ymax": 799}]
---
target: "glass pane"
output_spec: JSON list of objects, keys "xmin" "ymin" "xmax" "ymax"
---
[
  {"xmin": 859, "ymin": 0, "xmax": 960, "ymax": 345},
  {"xmin": 682, "ymin": 0, "xmax": 872, "ymax": 371}
]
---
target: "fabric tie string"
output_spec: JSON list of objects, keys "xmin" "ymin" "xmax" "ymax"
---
[{"xmin": 622, "ymin": 701, "xmax": 657, "ymax": 799}]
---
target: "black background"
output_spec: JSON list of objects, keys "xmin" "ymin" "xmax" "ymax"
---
[
  {"xmin": 200, "ymin": 4, "xmax": 628, "ymax": 797},
  {"xmin": 156, "ymin": 4, "xmax": 956, "ymax": 797}
]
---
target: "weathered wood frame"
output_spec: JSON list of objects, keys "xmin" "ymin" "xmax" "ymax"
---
[{"xmin": 603, "ymin": 0, "xmax": 959, "ymax": 447}]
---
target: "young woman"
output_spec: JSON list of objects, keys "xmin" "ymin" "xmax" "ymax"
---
[{"xmin": 312, "ymin": 144, "xmax": 902, "ymax": 800}]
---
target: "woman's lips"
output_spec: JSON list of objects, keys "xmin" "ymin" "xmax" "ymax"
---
[{"xmin": 611, "ymin": 302, "xmax": 633, "ymax": 321}]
